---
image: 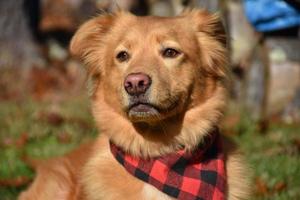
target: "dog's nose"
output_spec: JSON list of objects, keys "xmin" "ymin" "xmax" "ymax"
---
[{"xmin": 124, "ymin": 73, "xmax": 151, "ymax": 95}]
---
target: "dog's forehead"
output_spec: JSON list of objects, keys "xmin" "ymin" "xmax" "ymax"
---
[
  {"xmin": 136, "ymin": 16, "xmax": 186, "ymax": 33},
  {"xmin": 114, "ymin": 15, "xmax": 193, "ymax": 43}
]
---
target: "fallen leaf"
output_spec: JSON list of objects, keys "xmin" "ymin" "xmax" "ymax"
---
[
  {"xmin": 38, "ymin": 112, "xmax": 65, "ymax": 126},
  {"xmin": 292, "ymin": 138, "xmax": 300, "ymax": 152},
  {"xmin": 273, "ymin": 181, "xmax": 287, "ymax": 193},
  {"xmin": 0, "ymin": 176, "xmax": 32, "ymax": 187},
  {"xmin": 29, "ymin": 67, "xmax": 59, "ymax": 100},
  {"xmin": 255, "ymin": 177, "xmax": 269, "ymax": 195},
  {"xmin": 15, "ymin": 132, "xmax": 29, "ymax": 148},
  {"xmin": 258, "ymin": 119, "xmax": 269, "ymax": 134},
  {"xmin": 47, "ymin": 112, "xmax": 64, "ymax": 126}
]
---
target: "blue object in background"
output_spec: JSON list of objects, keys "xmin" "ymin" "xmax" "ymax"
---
[{"xmin": 243, "ymin": 0, "xmax": 300, "ymax": 32}]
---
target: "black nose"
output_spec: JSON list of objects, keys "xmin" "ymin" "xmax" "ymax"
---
[{"xmin": 124, "ymin": 73, "xmax": 151, "ymax": 96}]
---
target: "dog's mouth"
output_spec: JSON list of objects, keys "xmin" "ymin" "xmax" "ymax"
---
[
  {"xmin": 128, "ymin": 102, "xmax": 160, "ymax": 121},
  {"xmin": 129, "ymin": 102, "xmax": 159, "ymax": 112},
  {"xmin": 126, "ymin": 97, "xmax": 179, "ymax": 122}
]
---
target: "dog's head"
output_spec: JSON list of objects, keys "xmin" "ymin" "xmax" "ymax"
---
[{"xmin": 70, "ymin": 10, "xmax": 228, "ymax": 157}]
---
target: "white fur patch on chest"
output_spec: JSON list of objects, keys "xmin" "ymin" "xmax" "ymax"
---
[{"xmin": 142, "ymin": 183, "xmax": 174, "ymax": 200}]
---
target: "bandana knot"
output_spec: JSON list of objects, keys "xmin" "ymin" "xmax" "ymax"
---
[{"xmin": 110, "ymin": 129, "xmax": 226, "ymax": 200}]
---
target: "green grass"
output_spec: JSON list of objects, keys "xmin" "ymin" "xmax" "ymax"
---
[
  {"xmin": 0, "ymin": 97, "xmax": 299, "ymax": 199},
  {"xmin": 0, "ymin": 97, "xmax": 96, "ymax": 199},
  {"xmin": 235, "ymin": 119, "xmax": 300, "ymax": 200}
]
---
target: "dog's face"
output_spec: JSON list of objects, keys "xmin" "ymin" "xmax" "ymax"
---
[
  {"xmin": 70, "ymin": 10, "xmax": 227, "ymax": 156},
  {"xmin": 109, "ymin": 18, "xmax": 198, "ymax": 123}
]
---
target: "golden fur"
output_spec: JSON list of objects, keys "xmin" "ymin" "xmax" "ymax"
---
[{"xmin": 19, "ymin": 10, "xmax": 251, "ymax": 200}]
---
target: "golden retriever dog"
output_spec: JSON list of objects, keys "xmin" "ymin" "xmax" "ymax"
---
[{"xmin": 19, "ymin": 9, "xmax": 251, "ymax": 200}]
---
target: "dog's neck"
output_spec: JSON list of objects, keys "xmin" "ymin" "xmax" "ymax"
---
[
  {"xmin": 109, "ymin": 128, "xmax": 226, "ymax": 200},
  {"xmin": 92, "ymin": 85, "xmax": 226, "ymax": 158}
]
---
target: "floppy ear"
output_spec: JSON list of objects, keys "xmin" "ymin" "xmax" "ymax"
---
[
  {"xmin": 69, "ymin": 13, "xmax": 115, "ymax": 75},
  {"xmin": 182, "ymin": 10, "xmax": 228, "ymax": 79}
]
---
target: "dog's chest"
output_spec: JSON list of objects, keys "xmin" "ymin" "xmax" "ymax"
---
[
  {"xmin": 142, "ymin": 184, "xmax": 175, "ymax": 200},
  {"xmin": 83, "ymin": 144, "xmax": 176, "ymax": 200}
]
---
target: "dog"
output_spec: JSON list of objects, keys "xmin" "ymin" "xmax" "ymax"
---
[{"xmin": 19, "ymin": 9, "xmax": 251, "ymax": 200}]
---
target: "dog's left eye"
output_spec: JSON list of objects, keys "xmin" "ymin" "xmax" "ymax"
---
[
  {"xmin": 116, "ymin": 51, "xmax": 130, "ymax": 62},
  {"xmin": 162, "ymin": 48, "xmax": 181, "ymax": 58}
]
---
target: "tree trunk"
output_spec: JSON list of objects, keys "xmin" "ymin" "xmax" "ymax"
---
[{"xmin": 0, "ymin": 0, "xmax": 42, "ymax": 68}]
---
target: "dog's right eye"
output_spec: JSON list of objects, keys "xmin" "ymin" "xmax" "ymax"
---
[
  {"xmin": 116, "ymin": 51, "xmax": 130, "ymax": 62},
  {"xmin": 162, "ymin": 48, "xmax": 181, "ymax": 58}
]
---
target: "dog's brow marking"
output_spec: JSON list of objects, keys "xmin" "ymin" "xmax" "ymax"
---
[
  {"xmin": 160, "ymin": 41, "xmax": 182, "ymax": 54},
  {"xmin": 116, "ymin": 42, "xmax": 131, "ymax": 50}
]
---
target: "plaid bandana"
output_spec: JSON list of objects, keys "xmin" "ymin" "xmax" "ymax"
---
[{"xmin": 110, "ymin": 129, "xmax": 226, "ymax": 200}]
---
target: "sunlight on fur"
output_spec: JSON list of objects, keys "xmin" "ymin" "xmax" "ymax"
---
[{"xmin": 19, "ymin": 9, "xmax": 251, "ymax": 200}]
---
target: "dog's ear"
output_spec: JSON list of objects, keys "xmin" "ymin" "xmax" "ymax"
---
[
  {"xmin": 182, "ymin": 10, "xmax": 228, "ymax": 79},
  {"xmin": 70, "ymin": 14, "xmax": 115, "ymax": 75}
]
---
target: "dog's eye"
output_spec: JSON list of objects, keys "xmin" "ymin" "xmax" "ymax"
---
[
  {"xmin": 116, "ymin": 51, "xmax": 130, "ymax": 62},
  {"xmin": 162, "ymin": 48, "xmax": 181, "ymax": 58}
]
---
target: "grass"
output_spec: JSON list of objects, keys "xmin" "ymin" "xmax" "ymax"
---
[
  {"xmin": 0, "ymin": 96, "xmax": 97, "ymax": 199},
  {"xmin": 0, "ymin": 96, "xmax": 299, "ymax": 199},
  {"xmin": 234, "ymin": 116, "xmax": 300, "ymax": 199}
]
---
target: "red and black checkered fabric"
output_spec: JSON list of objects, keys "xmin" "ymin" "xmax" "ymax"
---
[{"xmin": 110, "ymin": 129, "xmax": 226, "ymax": 200}]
